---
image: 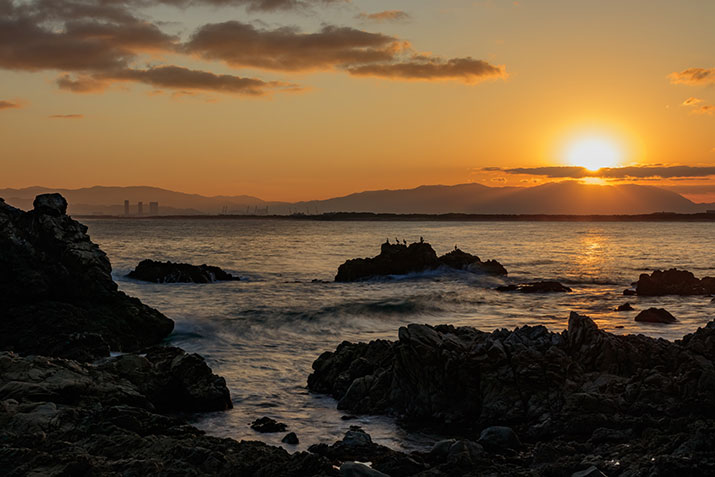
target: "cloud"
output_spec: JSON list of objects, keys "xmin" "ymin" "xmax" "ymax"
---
[
  {"xmin": 357, "ymin": 10, "xmax": 410, "ymax": 23},
  {"xmin": 185, "ymin": 22, "xmax": 402, "ymax": 71},
  {"xmin": 692, "ymin": 105, "xmax": 714, "ymax": 115},
  {"xmin": 49, "ymin": 114, "xmax": 83, "ymax": 119},
  {"xmin": 186, "ymin": 21, "xmax": 506, "ymax": 83},
  {"xmin": 346, "ymin": 57, "xmax": 507, "ymax": 82},
  {"xmin": 668, "ymin": 67, "xmax": 715, "ymax": 86},
  {"xmin": 1, "ymin": 0, "xmax": 507, "ymax": 95},
  {"xmin": 56, "ymin": 74, "xmax": 110, "ymax": 93},
  {"xmin": 153, "ymin": 0, "xmax": 345, "ymax": 13},
  {"xmin": 106, "ymin": 65, "xmax": 295, "ymax": 95},
  {"xmin": 492, "ymin": 165, "xmax": 715, "ymax": 179},
  {"xmin": 0, "ymin": 100, "xmax": 22, "ymax": 109},
  {"xmin": 682, "ymin": 97, "xmax": 703, "ymax": 106}
]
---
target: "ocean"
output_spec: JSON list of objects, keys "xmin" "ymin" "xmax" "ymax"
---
[{"xmin": 84, "ymin": 218, "xmax": 715, "ymax": 452}]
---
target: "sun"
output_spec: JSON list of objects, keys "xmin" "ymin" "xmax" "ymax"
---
[{"xmin": 564, "ymin": 137, "xmax": 622, "ymax": 171}]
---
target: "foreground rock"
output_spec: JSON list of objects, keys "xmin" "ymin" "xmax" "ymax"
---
[
  {"xmin": 633, "ymin": 268, "xmax": 715, "ymax": 296},
  {"xmin": 308, "ymin": 313, "xmax": 715, "ymax": 474},
  {"xmin": 335, "ymin": 241, "xmax": 506, "ymax": 282},
  {"xmin": 128, "ymin": 259, "xmax": 240, "ymax": 283},
  {"xmin": 496, "ymin": 281, "xmax": 572, "ymax": 293},
  {"xmin": 635, "ymin": 307, "xmax": 678, "ymax": 324},
  {"xmin": 0, "ymin": 351, "xmax": 334, "ymax": 476},
  {"xmin": 0, "ymin": 194, "xmax": 173, "ymax": 360}
]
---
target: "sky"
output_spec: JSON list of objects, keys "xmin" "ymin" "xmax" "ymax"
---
[{"xmin": 1, "ymin": 0, "xmax": 713, "ymax": 202}]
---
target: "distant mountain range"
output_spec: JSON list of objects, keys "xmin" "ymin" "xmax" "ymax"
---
[{"xmin": 1, "ymin": 183, "xmax": 714, "ymax": 216}]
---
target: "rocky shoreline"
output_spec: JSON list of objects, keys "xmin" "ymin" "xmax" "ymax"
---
[
  {"xmin": 2, "ymin": 194, "xmax": 714, "ymax": 476},
  {"xmin": 308, "ymin": 312, "xmax": 715, "ymax": 475}
]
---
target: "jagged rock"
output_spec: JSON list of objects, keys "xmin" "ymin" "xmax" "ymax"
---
[
  {"xmin": 310, "ymin": 428, "xmax": 426, "ymax": 476},
  {"xmin": 0, "ymin": 350, "xmax": 334, "ymax": 476},
  {"xmin": 340, "ymin": 462, "xmax": 389, "ymax": 477},
  {"xmin": 635, "ymin": 269, "xmax": 715, "ymax": 296},
  {"xmin": 309, "ymin": 312, "xmax": 715, "ymax": 441},
  {"xmin": 635, "ymin": 307, "xmax": 678, "ymax": 324},
  {"xmin": 335, "ymin": 241, "xmax": 506, "ymax": 282},
  {"xmin": 496, "ymin": 281, "xmax": 572, "ymax": 293},
  {"xmin": 478, "ymin": 426, "xmax": 522, "ymax": 451},
  {"xmin": 128, "ymin": 259, "xmax": 240, "ymax": 283},
  {"xmin": 616, "ymin": 302, "xmax": 634, "ymax": 311},
  {"xmin": 251, "ymin": 416, "xmax": 288, "ymax": 433},
  {"xmin": 572, "ymin": 466, "xmax": 608, "ymax": 477},
  {"xmin": 438, "ymin": 249, "xmax": 508, "ymax": 275},
  {"xmin": 0, "ymin": 194, "xmax": 173, "ymax": 360},
  {"xmin": 282, "ymin": 432, "xmax": 299, "ymax": 445},
  {"xmin": 100, "ymin": 347, "xmax": 232, "ymax": 412}
]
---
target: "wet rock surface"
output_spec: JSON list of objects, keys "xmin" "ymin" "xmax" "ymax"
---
[
  {"xmin": 308, "ymin": 312, "xmax": 715, "ymax": 475},
  {"xmin": 616, "ymin": 302, "xmax": 634, "ymax": 311},
  {"xmin": 128, "ymin": 259, "xmax": 240, "ymax": 283},
  {"xmin": 0, "ymin": 194, "xmax": 173, "ymax": 360},
  {"xmin": 335, "ymin": 241, "xmax": 507, "ymax": 282},
  {"xmin": 634, "ymin": 268, "xmax": 715, "ymax": 296},
  {"xmin": 496, "ymin": 281, "xmax": 572, "ymax": 293}
]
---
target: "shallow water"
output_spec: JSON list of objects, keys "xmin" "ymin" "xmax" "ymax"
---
[{"xmin": 84, "ymin": 219, "xmax": 715, "ymax": 451}]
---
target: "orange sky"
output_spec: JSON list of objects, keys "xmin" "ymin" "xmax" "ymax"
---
[{"xmin": 0, "ymin": 0, "xmax": 713, "ymax": 201}]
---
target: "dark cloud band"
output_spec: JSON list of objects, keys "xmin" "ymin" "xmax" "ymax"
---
[{"xmin": 492, "ymin": 165, "xmax": 715, "ymax": 179}]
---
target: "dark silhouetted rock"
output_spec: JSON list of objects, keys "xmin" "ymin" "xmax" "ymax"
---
[
  {"xmin": 282, "ymin": 432, "xmax": 299, "ymax": 445},
  {"xmin": 478, "ymin": 426, "xmax": 522, "ymax": 452},
  {"xmin": 100, "ymin": 347, "xmax": 232, "ymax": 412},
  {"xmin": 251, "ymin": 416, "xmax": 288, "ymax": 433},
  {"xmin": 623, "ymin": 288, "xmax": 637, "ymax": 296},
  {"xmin": 635, "ymin": 268, "xmax": 715, "ymax": 296},
  {"xmin": 128, "ymin": 259, "xmax": 239, "ymax": 283},
  {"xmin": 438, "ymin": 248, "xmax": 508, "ymax": 275},
  {"xmin": 0, "ymin": 194, "xmax": 173, "ymax": 360},
  {"xmin": 340, "ymin": 462, "xmax": 389, "ymax": 477},
  {"xmin": 496, "ymin": 281, "xmax": 572, "ymax": 293},
  {"xmin": 635, "ymin": 307, "xmax": 678, "ymax": 324},
  {"xmin": 616, "ymin": 302, "xmax": 634, "ymax": 311},
  {"xmin": 309, "ymin": 312, "xmax": 715, "ymax": 444},
  {"xmin": 335, "ymin": 241, "xmax": 506, "ymax": 282},
  {"xmin": 572, "ymin": 466, "xmax": 608, "ymax": 477},
  {"xmin": 0, "ymin": 351, "xmax": 334, "ymax": 477},
  {"xmin": 310, "ymin": 427, "xmax": 426, "ymax": 477}
]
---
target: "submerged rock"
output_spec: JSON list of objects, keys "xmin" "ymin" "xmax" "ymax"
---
[
  {"xmin": 251, "ymin": 416, "xmax": 288, "ymax": 433},
  {"xmin": 635, "ymin": 307, "xmax": 678, "ymax": 324},
  {"xmin": 0, "ymin": 194, "xmax": 173, "ymax": 360},
  {"xmin": 496, "ymin": 281, "xmax": 572, "ymax": 293},
  {"xmin": 634, "ymin": 269, "xmax": 715, "ymax": 296},
  {"xmin": 616, "ymin": 302, "xmax": 634, "ymax": 311},
  {"xmin": 128, "ymin": 259, "xmax": 240, "ymax": 283},
  {"xmin": 335, "ymin": 241, "xmax": 506, "ymax": 282}
]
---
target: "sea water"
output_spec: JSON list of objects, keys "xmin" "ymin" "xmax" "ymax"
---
[{"xmin": 84, "ymin": 219, "xmax": 715, "ymax": 451}]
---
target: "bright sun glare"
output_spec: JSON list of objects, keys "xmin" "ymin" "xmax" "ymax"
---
[{"xmin": 565, "ymin": 137, "xmax": 622, "ymax": 171}]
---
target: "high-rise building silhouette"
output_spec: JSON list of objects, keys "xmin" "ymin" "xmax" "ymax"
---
[
  {"xmin": 137, "ymin": 201, "xmax": 143, "ymax": 216},
  {"xmin": 124, "ymin": 200, "xmax": 129, "ymax": 216},
  {"xmin": 149, "ymin": 202, "xmax": 159, "ymax": 216}
]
